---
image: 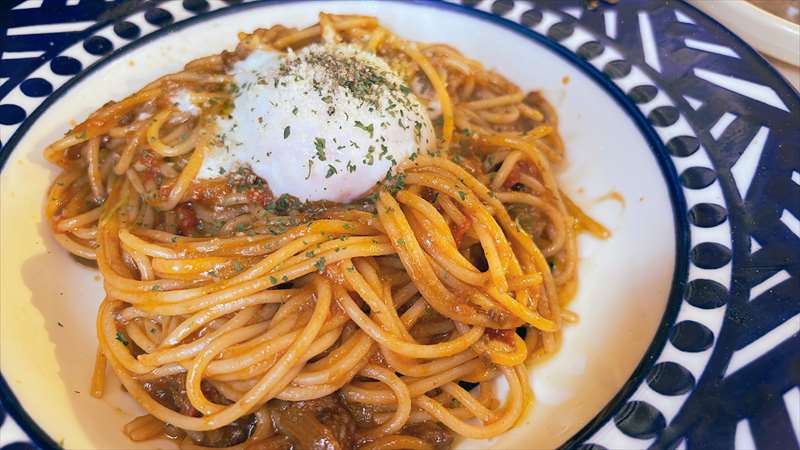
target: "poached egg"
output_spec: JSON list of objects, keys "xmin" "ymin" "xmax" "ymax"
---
[{"xmin": 193, "ymin": 44, "xmax": 435, "ymax": 203}]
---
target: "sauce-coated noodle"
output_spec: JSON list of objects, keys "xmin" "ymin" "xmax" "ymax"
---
[{"xmin": 44, "ymin": 13, "xmax": 608, "ymax": 449}]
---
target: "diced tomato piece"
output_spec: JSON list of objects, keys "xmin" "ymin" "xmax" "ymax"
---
[
  {"xmin": 158, "ymin": 182, "xmax": 174, "ymax": 198},
  {"xmin": 486, "ymin": 328, "xmax": 515, "ymax": 345},
  {"xmin": 502, "ymin": 161, "xmax": 533, "ymax": 189},
  {"xmin": 175, "ymin": 204, "xmax": 198, "ymax": 235},
  {"xmin": 137, "ymin": 152, "xmax": 161, "ymax": 182},
  {"xmin": 450, "ymin": 216, "xmax": 471, "ymax": 246}
]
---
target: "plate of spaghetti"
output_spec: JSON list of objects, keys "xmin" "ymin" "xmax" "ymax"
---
[{"xmin": 1, "ymin": 1, "xmax": 798, "ymax": 450}]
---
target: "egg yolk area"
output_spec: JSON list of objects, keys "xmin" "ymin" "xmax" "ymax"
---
[{"xmin": 194, "ymin": 43, "xmax": 435, "ymax": 204}]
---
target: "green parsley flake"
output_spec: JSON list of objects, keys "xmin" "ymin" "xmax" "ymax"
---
[
  {"xmin": 314, "ymin": 138, "xmax": 327, "ymax": 161},
  {"xmin": 283, "ymin": 126, "xmax": 291, "ymax": 139},
  {"xmin": 306, "ymin": 160, "xmax": 314, "ymax": 180},
  {"xmin": 314, "ymin": 257, "xmax": 326, "ymax": 273},
  {"xmin": 354, "ymin": 121, "xmax": 374, "ymax": 138},
  {"xmin": 363, "ymin": 146, "xmax": 375, "ymax": 165},
  {"xmin": 388, "ymin": 173, "xmax": 406, "ymax": 194},
  {"xmin": 326, "ymin": 165, "xmax": 338, "ymax": 178}
]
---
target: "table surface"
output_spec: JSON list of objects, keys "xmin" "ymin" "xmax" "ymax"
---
[
  {"xmin": 690, "ymin": 0, "xmax": 800, "ymax": 91},
  {"xmin": 766, "ymin": 55, "xmax": 800, "ymax": 90}
]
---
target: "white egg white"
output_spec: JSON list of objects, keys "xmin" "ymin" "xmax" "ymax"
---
[{"xmin": 196, "ymin": 44, "xmax": 435, "ymax": 203}]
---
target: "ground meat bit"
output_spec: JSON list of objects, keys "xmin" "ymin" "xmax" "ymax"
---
[
  {"xmin": 65, "ymin": 145, "xmax": 83, "ymax": 162},
  {"xmin": 118, "ymin": 111, "xmax": 135, "ymax": 126},
  {"xmin": 142, "ymin": 374, "xmax": 197, "ymax": 417},
  {"xmin": 305, "ymin": 396, "xmax": 356, "ymax": 448},
  {"xmin": 402, "ymin": 422, "xmax": 454, "ymax": 450},
  {"xmin": 272, "ymin": 396, "xmax": 357, "ymax": 450},
  {"xmin": 142, "ymin": 375, "xmax": 256, "ymax": 447},
  {"xmin": 185, "ymin": 415, "xmax": 257, "ymax": 448},
  {"xmin": 486, "ymin": 328, "xmax": 516, "ymax": 346},
  {"xmin": 339, "ymin": 399, "xmax": 380, "ymax": 428}
]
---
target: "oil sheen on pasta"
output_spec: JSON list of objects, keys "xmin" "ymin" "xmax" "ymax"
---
[{"xmin": 44, "ymin": 12, "xmax": 607, "ymax": 450}]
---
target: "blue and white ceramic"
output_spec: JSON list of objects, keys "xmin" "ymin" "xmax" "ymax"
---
[{"xmin": 0, "ymin": 1, "xmax": 797, "ymax": 449}]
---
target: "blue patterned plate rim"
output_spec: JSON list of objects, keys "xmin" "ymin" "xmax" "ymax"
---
[{"xmin": 0, "ymin": 1, "xmax": 797, "ymax": 449}]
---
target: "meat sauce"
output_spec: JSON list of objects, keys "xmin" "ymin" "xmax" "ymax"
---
[
  {"xmin": 501, "ymin": 160, "xmax": 534, "ymax": 190},
  {"xmin": 486, "ymin": 327, "xmax": 516, "ymax": 346},
  {"xmin": 449, "ymin": 216, "xmax": 471, "ymax": 246},
  {"xmin": 141, "ymin": 375, "xmax": 454, "ymax": 449},
  {"xmin": 174, "ymin": 204, "xmax": 199, "ymax": 236},
  {"xmin": 401, "ymin": 422, "xmax": 454, "ymax": 450},
  {"xmin": 142, "ymin": 374, "xmax": 257, "ymax": 447},
  {"xmin": 271, "ymin": 396, "xmax": 357, "ymax": 450}
]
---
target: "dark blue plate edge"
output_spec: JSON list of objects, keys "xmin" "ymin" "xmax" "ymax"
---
[{"xmin": 0, "ymin": 1, "xmax": 691, "ymax": 449}]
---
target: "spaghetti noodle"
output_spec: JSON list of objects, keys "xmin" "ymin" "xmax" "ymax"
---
[{"xmin": 44, "ymin": 13, "xmax": 606, "ymax": 450}]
